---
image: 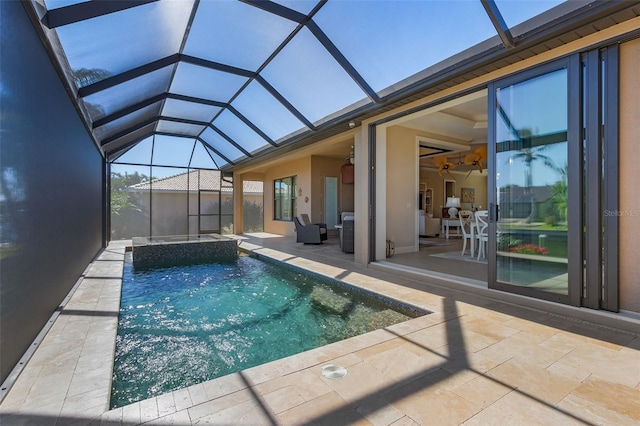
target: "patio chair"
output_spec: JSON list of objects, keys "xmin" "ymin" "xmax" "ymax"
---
[
  {"xmin": 294, "ymin": 215, "xmax": 326, "ymax": 244},
  {"xmin": 299, "ymin": 213, "xmax": 328, "ymax": 241},
  {"xmin": 340, "ymin": 215, "xmax": 354, "ymax": 253}
]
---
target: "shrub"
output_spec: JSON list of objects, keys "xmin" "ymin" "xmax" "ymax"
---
[
  {"xmin": 497, "ymin": 234, "xmax": 522, "ymax": 251},
  {"xmin": 509, "ymin": 244, "xmax": 548, "ymax": 255}
]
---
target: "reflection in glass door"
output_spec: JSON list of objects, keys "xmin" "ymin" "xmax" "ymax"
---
[{"xmin": 491, "ymin": 65, "xmax": 575, "ymax": 303}]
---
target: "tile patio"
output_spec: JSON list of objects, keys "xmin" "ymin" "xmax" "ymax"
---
[{"xmin": 1, "ymin": 234, "xmax": 638, "ymax": 425}]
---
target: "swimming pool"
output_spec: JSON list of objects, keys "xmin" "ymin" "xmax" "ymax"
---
[{"xmin": 111, "ymin": 254, "xmax": 424, "ymax": 408}]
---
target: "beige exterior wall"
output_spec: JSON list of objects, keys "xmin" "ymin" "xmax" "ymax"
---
[
  {"xmin": 137, "ymin": 191, "xmax": 262, "ymax": 236},
  {"xmin": 262, "ymin": 156, "xmax": 311, "ymax": 237},
  {"xmin": 149, "ymin": 192, "xmax": 188, "ymax": 235},
  {"xmin": 353, "ymin": 130, "xmax": 368, "ymax": 264},
  {"xmin": 310, "ymin": 156, "xmax": 349, "ymax": 227},
  {"xmin": 619, "ymin": 38, "xmax": 640, "ymax": 313},
  {"xmin": 233, "ymin": 177, "xmax": 244, "ymax": 234},
  {"xmin": 385, "ymin": 126, "xmax": 419, "ymax": 253},
  {"xmin": 252, "ymin": 156, "xmax": 348, "ymax": 237}
]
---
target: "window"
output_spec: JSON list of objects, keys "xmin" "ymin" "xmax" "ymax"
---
[{"xmin": 274, "ymin": 176, "xmax": 297, "ymax": 221}]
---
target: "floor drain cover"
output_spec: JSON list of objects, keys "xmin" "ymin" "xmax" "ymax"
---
[{"xmin": 321, "ymin": 364, "xmax": 347, "ymax": 380}]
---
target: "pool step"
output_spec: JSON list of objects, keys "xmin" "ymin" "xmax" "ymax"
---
[
  {"xmin": 311, "ymin": 287, "xmax": 412, "ymax": 337},
  {"xmin": 310, "ymin": 287, "xmax": 352, "ymax": 314},
  {"xmin": 345, "ymin": 305, "xmax": 411, "ymax": 337}
]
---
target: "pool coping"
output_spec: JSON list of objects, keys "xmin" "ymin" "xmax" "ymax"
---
[{"xmin": 0, "ymin": 242, "xmax": 125, "ymax": 423}]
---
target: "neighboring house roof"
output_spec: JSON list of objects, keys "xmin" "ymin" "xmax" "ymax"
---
[
  {"xmin": 128, "ymin": 170, "xmax": 263, "ymax": 194},
  {"xmin": 499, "ymin": 186, "xmax": 554, "ymax": 203}
]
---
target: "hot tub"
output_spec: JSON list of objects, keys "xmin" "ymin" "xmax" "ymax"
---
[{"xmin": 131, "ymin": 234, "xmax": 237, "ymax": 269}]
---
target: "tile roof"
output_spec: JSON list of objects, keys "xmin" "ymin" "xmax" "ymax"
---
[
  {"xmin": 499, "ymin": 186, "xmax": 554, "ymax": 203},
  {"xmin": 128, "ymin": 170, "xmax": 263, "ymax": 194}
]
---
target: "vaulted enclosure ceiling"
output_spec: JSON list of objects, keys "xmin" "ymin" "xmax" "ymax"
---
[{"xmin": 28, "ymin": 0, "xmax": 640, "ymax": 170}]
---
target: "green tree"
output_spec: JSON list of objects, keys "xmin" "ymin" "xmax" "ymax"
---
[
  {"xmin": 73, "ymin": 68, "xmax": 110, "ymax": 118},
  {"xmin": 73, "ymin": 67, "xmax": 111, "ymax": 87},
  {"xmin": 110, "ymin": 171, "xmax": 149, "ymax": 214},
  {"xmin": 509, "ymin": 131, "xmax": 557, "ymax": 222},
  {"xmin": 110, "ymin": 171, "xmax": 150, "ymax": 239},
  {"xmin": 243, "ymin": 200, "xmax": 264, "ymax": 232}
]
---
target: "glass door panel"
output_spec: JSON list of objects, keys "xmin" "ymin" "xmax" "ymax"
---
[
  {"xmin": 325, "ymin": 177, "xmax": 338, "ymax": 229},
  {"xmin": 494, "ymin": 68, "xmax": 570, "ymax": 298}
]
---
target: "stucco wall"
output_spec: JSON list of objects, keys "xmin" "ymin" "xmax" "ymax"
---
[
  {"xmin": 619, "ymin": 38, "xmax": 640, "ymax": 313},
  {"xmin": 386, "ymin": 126, "xmax": 419, "ymax": 253},
  {"xmin": 259, "ymin": 156, "xmax": 346, "ymax": 237},
  {"xmin": 263, "ymin": 157, "xmax": 311, "ymax": 237},
  {"xmin": 310, "ymin": 156, "xmax": 348, "ymax": 228}
]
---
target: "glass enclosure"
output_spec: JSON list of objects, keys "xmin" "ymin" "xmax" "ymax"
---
[
  {"xmin": 40, "ymin": 0, "xmax": 575, "ymax": 168},
  {"xmin": 110, "ymin": 164, "xmax": 151, "ymax": 240},
  {"xmin": 243, "ymin": 181, "xmax": 264, "ymax": 232},
  {"xmin": 494, "ymin": 68, "xmax": 569, "ymax": 296},
  {"xmin": 109, "ymin": 136, "xmax": 234, "ymax": 239}
]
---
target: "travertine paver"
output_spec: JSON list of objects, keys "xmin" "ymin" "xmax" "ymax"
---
[
  {"xmin": 0, "ymin": 245, "xmax": 125, "ymax": 426},
  {"xmin": 1, "ymin": 235, "xmax": 639, "ymax": 426}
]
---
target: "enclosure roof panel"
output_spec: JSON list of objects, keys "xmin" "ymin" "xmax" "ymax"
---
[{"xmin": 30, "ymin": 0, "xmax": 637, "ymax": 169}]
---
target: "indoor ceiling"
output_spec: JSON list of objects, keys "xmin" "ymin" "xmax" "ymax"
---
[
  {"xmin": 389, "ymin": 90, "xmax": 488, "ymax": 172},
  {"xmin": 403, "ymin": 93, "xmax": 488, "ymax": 148},
  {"xmin": 26, "ymin": 0, "xmax": 640, "ymax": 171}
]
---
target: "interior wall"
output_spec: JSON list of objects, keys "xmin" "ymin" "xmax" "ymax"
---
[
  {"xmin": 263, "ymin": 157, "xmax": 311, "ymax": 237},
  {"xmin": 419, "ymin": 170, "xmax": 489, "ymax": 217},
  {"xmin": 462, "ymin": 173, "xmax": 488, "ymax": 210},
  {"xmin": 420, "ymin": 169, "xmax": 445, "ymax": 217},
  {"xmin": 0, "ymin": 1, "xmax": 104, "ymax": 383},
  {"xmin": 386, "ymin": 126, "xmax": 419, "ymax": 253},
  {"xmin": 618, "ymin": 38, "xmax": 640, "ymax": 313}
]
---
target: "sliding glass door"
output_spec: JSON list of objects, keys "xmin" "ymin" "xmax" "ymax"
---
[{"xmin": 488, "ymin": 58, "xmax": 580, "ymax": 304}]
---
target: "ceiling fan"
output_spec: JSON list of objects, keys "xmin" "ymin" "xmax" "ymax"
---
[
  {"xmin": 464, "ymin": 145, "xmax": 487, "ymax": 178},
  {"xmin": 433, "ymin": 155, "xmax": 457, "ymax": 179}
]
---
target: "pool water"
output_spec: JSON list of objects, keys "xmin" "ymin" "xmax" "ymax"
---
[{"xmin": 111, "ymin": 254, "xmax": 421, "ymax": 408}]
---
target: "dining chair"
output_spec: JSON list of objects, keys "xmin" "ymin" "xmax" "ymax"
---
[
  {"xmin": 459, "ymin": 210, "xmax": 473, "ymax": 220},
  {"xmin": 475, "ymin": 210, "xmax": 489, "ymax": 261},
  {"xmin": 459, "ymin": 214, "xmax": 473, "ymax": 256}
]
